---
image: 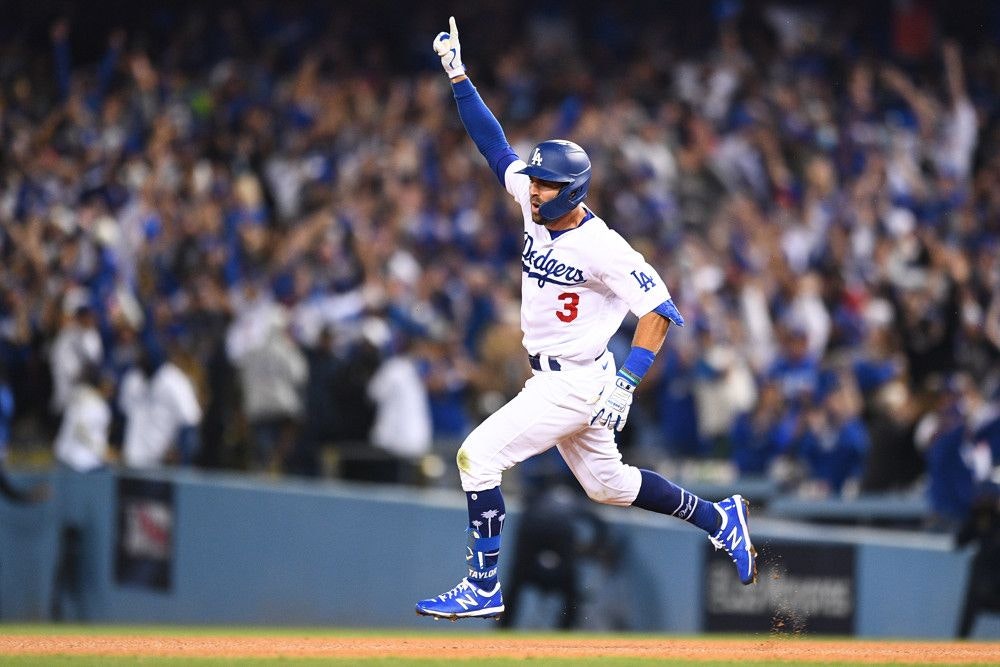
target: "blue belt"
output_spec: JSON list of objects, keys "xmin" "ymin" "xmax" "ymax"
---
[
  {"xmin": 528, "ymin": 354, "xmax": 561, "ymax": 371},
  {"xmin": 528, "ymin": 352, "xmax": 605, "ymax": 372}
]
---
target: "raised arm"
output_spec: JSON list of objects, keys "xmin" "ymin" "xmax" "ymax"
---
[
  {"xmin": 942, "ymin": 40, "xmax": 968, "ymax": 108},
  {"xmin": 880, "ymin": 65, "xmax": 938, "ymax": 136},
  {"xmin": 433, "ymin": 17, "xmax": 518, "ymax": 185},
  {"xmin": 51, "ymin": 19, "xmax": 71, "ymax": 102}
]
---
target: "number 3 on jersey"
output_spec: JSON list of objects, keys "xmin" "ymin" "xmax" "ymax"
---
[{"xmin": 556, "ymin": 292, "xmax": 579, "ymax": 322}]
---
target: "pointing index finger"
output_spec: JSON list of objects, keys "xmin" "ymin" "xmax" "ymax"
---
[{"xmin": 449, "ymin": 16, "xmax": 458, "ymax": 40}]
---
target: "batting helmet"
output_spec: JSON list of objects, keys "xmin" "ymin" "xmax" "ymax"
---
[{"xmin": 516, "ymin": 140, "xmax": 592, "ymax": 221}]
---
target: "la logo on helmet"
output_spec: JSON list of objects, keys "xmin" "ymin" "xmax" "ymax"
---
[{"xmin": 530, "ymin": 148, "xmax": 543, "ymax": 166}]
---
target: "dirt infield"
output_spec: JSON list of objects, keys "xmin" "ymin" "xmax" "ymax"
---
[{"xmin": 2, "ymin": 635, "xmax": 1000, "ymax": 663}]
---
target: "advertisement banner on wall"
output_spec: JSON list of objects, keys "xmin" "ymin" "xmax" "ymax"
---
[
  {"xmin": 115, "ymin": 476, "xmax": 175, "ymax": 592},
  {"xmin": 704, "ymin": 541, "xmax": 855, "ymax": 634}
]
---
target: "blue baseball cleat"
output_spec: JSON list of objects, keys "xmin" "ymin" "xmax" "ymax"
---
[
  {"xmin": 415, "ymin": 578, "xmax": 504, "ymax": 621},
  {"xmin": 709, "ymin": 494, "xmax": 758, "ymax": 585}
]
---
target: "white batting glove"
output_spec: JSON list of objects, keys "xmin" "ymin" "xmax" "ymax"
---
[
  {"xmin": 589, "ymin": 376, "xmax": 635, "ymax": 432},
  {"xmin": 432, "ymin": 16, "xmax": 465, "ymax": 79}
]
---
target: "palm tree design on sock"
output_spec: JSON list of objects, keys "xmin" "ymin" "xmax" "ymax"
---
[
  {"xmin": 468, "ymin": 519, "xmax": 484, "ymax": 569},
  {"xmin": 481, "ymin": 509, "xmax": 499, "ymax": 537}
]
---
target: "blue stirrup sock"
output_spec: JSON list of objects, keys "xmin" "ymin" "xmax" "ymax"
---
[
  {"xmin": 633, "ymin": 469, "xmax": 722, "ymax": 534},
  {"xmin": 466, "ymin": 486, "xmax": 505, "ymax": 590}
]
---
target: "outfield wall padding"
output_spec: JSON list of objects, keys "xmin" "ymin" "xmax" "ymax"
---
[{"xmin": 0, "ymin": 467, "xmax": 997, "ymax": 638}]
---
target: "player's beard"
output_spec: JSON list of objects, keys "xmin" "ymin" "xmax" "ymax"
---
[
  {"xmin": 532, "ymin": 205, "xmax": 562, "ymax": 226},
  {"xmin": 530, "ymin": 199, "xmax": 547, "ymax": 225}
]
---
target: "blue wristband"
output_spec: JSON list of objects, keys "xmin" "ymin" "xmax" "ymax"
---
[{"xmin": 618, "ymin": 346, "xmax": 656, "ymax": 385}]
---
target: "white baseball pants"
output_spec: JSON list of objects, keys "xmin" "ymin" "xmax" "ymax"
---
[{"xmin": 456, "ymin": 350, "xmax": 642, "ymax": 506}]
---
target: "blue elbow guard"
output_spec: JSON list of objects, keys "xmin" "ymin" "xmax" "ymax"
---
[{"xmin": 654, "ymin": 299, "xmax": 685, "ymax": 327}]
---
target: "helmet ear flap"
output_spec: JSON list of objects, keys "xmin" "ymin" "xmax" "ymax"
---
[{"xmin": 517, "ymin": 139, "xmax": 592, "ymax": 220}]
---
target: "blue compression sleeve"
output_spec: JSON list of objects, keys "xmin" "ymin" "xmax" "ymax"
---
[{"xmin": 452, "ymin": 78, "xmax": 519, "ymax": 186}]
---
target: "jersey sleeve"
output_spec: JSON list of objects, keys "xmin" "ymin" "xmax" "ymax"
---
[
  {"xmin": 165, "ymin": 367, "xmax": 203, "ymax": 426},
  {"xmin": 504, "ymin": 159, "xmax": 531, "ymax": 206},
  {"xmin": 597, "ymin": 230, "xmax": 672, "ymax": 317}
]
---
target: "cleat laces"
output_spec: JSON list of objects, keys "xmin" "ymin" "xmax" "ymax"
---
[
  {"xmin": 437, "ymin": 579, "xmax": 474, "ymax": 601},
  {"xmin": 709, "ymin": 532, "xmax": 736, "ymax": 559}
]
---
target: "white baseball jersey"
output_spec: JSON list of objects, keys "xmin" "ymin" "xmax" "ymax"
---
[
  {"xmin": 504, "ymin": 160, "xmax": 671, "ymax": 361},
  {"xmin": 455, "ymin": 159, "xmax": 675, "ymax": 503},
  {"xmin": 120, "ymin": 363, "xmax": 202, "ymax": 468},
  {"xmin": 54, "ymin": 384, "xmax": 111, "ymax": 473}
]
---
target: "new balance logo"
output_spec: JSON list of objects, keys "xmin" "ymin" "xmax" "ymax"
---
[
  {"xmin": 530, "ymin": 148, "xmax": 543, "ymax": 166},
  {"xmin": 455, "ymin": 594, "xmax": 479, "ymax": 611},
  {"xmin": 726, "ymin": 526, "xmax": 743, "ymax": 551}
]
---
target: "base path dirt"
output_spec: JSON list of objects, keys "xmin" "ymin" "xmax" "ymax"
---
[{"xmin": 2, "ymin": 635, "xmax": 1000, "ymax": 663}]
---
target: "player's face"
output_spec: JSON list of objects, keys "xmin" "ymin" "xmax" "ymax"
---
[{"xmin": 528, "ymin": 177, "xmax": 565, "ymax": 224}]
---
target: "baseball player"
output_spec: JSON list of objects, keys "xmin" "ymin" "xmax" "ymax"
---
[{"xmin": 416, "ymin": 17, "xmax": 757, "ymax": 621}]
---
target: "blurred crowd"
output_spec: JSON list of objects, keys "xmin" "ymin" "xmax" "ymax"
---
[{"xmin": 0, "ymin": 0, "xmax": 998, "ymax": 526}]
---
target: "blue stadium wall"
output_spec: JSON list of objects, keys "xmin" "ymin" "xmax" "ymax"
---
[{"xmin": 1, "ymin": 467, "xmax": 998, "ymax": 638}]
